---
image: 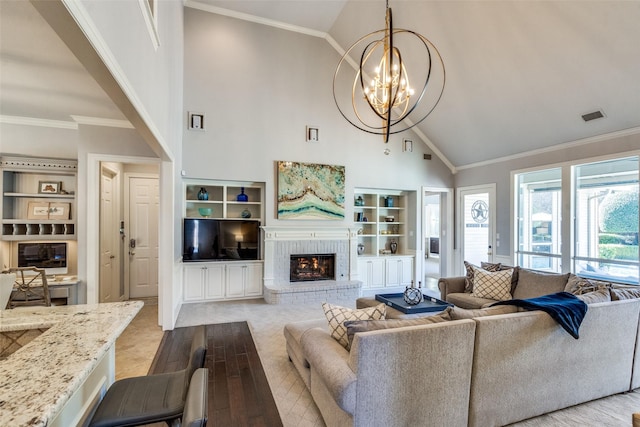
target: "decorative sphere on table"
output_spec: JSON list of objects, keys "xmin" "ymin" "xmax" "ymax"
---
[{"xmin": 403, "ymin": 281, "xmax": 423, "ymax": 305}]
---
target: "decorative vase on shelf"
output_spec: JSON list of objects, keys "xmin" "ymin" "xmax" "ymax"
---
[
  {"xmin": 197, "ymin": 187, "xmax": 209, "ymax": 200},
  {"xmin": 384, "ymin": 196, "xmax": 393, "ymax": 207},
  {"xmin": 241, "ymin": 208, "xmax": 252, "ymax": 218},
  {"xmin": 355, "ymin": 196, "xmax": 364, "ymax": 206},
  {"xmin": 237, "ymin": 187, "xmax": 248, "ymax": 202},
  {"xmin": 390, "ymin": 240, "xmax": 398, "ymax": 254},
  {"xmin": 403, "ymin": 281, "xmax": 423, "ymax": 305},
  {"xmin": 357, "ymin": 243, "xmax": 365, "ymax": 255}
]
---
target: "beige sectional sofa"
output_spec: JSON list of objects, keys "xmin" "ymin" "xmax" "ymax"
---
[{"xmin": 284, "ymin": 279, "xmax": 640, "ymax": 426}]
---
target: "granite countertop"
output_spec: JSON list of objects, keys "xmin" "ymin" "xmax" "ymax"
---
[{"xmin": 0, "ymin": 301, "xmax": 143, "ymax": 426}]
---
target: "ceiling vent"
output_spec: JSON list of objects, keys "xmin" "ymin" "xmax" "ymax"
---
[{"xmin": 581, "ymin": 110, "xmax": 605, "ymax": 122}]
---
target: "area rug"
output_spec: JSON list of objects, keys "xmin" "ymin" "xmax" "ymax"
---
[{"xmin": 148, "ymin": 321, "xmax": 282, "ymax": 427}]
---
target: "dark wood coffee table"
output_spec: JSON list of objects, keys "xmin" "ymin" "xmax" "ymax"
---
[{"xmin": 375, "ymin": 293, "xmax": 452, "ymax": 314}]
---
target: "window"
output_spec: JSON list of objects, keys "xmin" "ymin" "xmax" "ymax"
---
[
  {"xmin": 514, "ymin": 155, "xmax": 639, "ymax": 284},
  {"xmin": 574, "ymin": 157, "xmax": 638, "ymax": 284},
  {"xmin": 516, "ymin": 168, "xmax": 562, "ymax": 272}
]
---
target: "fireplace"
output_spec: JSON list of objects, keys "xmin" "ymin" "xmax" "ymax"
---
[
  {"xmin": 290, "ymin": 254, "xmax": 335, "ymax": 282},
  {"xmin": 261, "ymin": 226, "xmax": 362, "ymax": 304}
]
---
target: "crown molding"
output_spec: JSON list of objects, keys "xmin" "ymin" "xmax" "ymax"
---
[
  {"xmin": 70, "ymin": 115, "xmax": 134, "ymax": 128},
  {"xmin": 0, "ymin": 115, "xmax": 78, "ymax": 130},
  {"xmin": 0, "ymin": 114, "xmax": 134, "ymax": 130},
  {"xmin": 185, "ymin": 1, "xmax": 328, "ymax": 39},
  {"xmin": 456, "ymin": 126, "xmax": 640, "ymax": 171}
]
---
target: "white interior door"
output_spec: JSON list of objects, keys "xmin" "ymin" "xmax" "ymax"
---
[
  {"xmin": 99, "ymin": 166, "xmax": 122, "ymax": 302},
  {"xmin": 126, "ymin": 175, "xmax": 159, "ymax": 298},
  {"xmin": 458, "ymin": 184, "xmax": 496, "ymax": 273}
]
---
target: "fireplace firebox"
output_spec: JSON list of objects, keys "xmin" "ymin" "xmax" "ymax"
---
[{"xmin": 290, "ymin": 254, "xmax": 335, "ymax": 282}]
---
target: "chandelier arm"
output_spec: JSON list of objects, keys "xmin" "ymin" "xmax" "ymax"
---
[
  {"xmin": 383, "ymin": 6, "xmax": 393, "ymax": 142},
  {"xmin": 359, "ymin": 40, "xmax": 389, "ymax": 122},
  {"xmin": 385, "ymin": 32, "xmax": 432, "ymax": 126},
  {"xmin": 387, "ymin": 31, "xmax": 446, "ymax": 132}
]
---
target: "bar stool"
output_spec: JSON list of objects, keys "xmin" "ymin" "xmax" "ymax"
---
[
  {"xmin": 89, "ymin": 325, "xmax": 207, "ymax": 427},
  {"xmin": 3, "ymin": 267, "xmax": 50, "ymax": 308},
  {"xmin": 182, "ymin": 368, "xmax": 208, "ymax": 427}
]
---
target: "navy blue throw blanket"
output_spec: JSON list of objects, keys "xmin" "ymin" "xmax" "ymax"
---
[{"xmin": 492, "ymin": 292, "xmax": 588, "ymax": 339}]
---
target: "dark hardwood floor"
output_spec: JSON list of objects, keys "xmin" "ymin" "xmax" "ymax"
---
[{"xmin": 147, "ymin": 321, "xmax": 283, "ymax": 427}]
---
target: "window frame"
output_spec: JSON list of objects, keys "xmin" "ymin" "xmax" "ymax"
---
[{"xmin": 512, "ymin": 151, "xmax": 639, "ymax": 285}]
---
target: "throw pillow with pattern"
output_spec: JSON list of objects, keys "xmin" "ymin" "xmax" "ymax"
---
[
  {"xmin": 471, "ymin": 268, "xmax": 514, "ymax": 301},
  {"xmin": 564, "ymin": 274, "xmax": 612, "ymax": 295},
  {"xmin": 464, "ymin": 261, "xmax": 501, "ymax": 293},
  {"xmin": 322, "ymin": 302, "xmax": 386, "ymax": 350}
]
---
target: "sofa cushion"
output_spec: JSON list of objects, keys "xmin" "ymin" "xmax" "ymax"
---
[
  {"xmin": 471, "ymin": 269, "xmax": 514, "ymax": 301},
  {"xmin": 322, "ymin": 302, "xmax": 386, "ymax": 350},
  {"xmin": 446, "ymin": 292, "xmax": 497, "ymax": 309},
  {"xmin": 512, "ymin": 269, "xmax": 570, "ymax": 300},
  {"xmin": 576, "ymin": 289, "xmax": 611, "ymax": 304},
  {"xmin": 450, "ymin": 304, "xmax": 518, "ymax": 319},
  {"xmin": 610, "ymin": 287, "xmax": 640, "ymax": 301},
  {"xmin": 344, "ymin": 308, "xmax": 452, "ymax": 349},
  {"xmin": 564, "ymin": 274, "xmax": 613, "ymax": 295},
  {"xmin": 464, "ymin": 261, "xmax": 501, "ymax": 292}
]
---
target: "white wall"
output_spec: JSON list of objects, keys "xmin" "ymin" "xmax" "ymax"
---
[
  {"xmin": 1, "ymin": 124, "xmax": 79, "ymax": 160},
  {"xmin": 182, "ymin": 9, "xmax": 454, "ymax": 231},
  {"xmin": 454, "ymin": 132, "xmax": 640, "ymax": 258}
]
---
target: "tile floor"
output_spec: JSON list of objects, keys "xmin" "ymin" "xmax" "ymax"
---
[{"xmin": 117, "ymin": 297, "xmax": 640, "ymax": 427}]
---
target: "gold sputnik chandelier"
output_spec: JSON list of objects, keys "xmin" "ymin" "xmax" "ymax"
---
[{"xmin": 333, "ymin": 0, "xmax": 446, "ymax": 143}]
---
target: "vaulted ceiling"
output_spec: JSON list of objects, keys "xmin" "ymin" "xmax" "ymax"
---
[{"xmin": 2, "ymin": 1, "xmax": 639, "ymax": 169}]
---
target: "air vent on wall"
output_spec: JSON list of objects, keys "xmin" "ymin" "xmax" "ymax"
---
[{"xmin": 581, "ymin": 110, "xmax": 605, "ymax": 122}]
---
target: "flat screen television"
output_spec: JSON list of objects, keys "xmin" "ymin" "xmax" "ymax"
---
[
  {"xmin": 183, "ymin": 218, "xmax": 260, "ymax": 261},
  {"xmin": 17, "ymin": 242, "xmax": 68, "ymax": 275}
]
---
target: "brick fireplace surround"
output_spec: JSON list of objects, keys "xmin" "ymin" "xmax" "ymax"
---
[{"xmin": 261, "ymin": 226, "xmax": 362, "ymax": 304}]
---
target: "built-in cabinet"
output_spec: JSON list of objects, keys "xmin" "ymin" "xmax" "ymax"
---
[
  {"xmin": 1, "ymin": 156, "xmax": 77, "ymax": 240},
  {"xmin": 354, "ymin": 188, "xmax": 407, "ymax": 256},
  {"xmin": 182, "ymin": 179, "xmax": 265, "ymax": 303},
  {"xmin": 183, "ymin": 261, "xmax": 263, "ymax": 302},
  {"xmin": 354, "ymin": 188, "xmax": 414, "ymax": 289},
  {"xmin": 357, "ymin": 256, "xmax": 413, "ymax": 289},
  {"xmin": 183, "ymin": 180, "xmax": 263, "ymax": 221}
]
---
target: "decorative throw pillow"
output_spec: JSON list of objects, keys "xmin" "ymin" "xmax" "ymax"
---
[
  {"xmin": 577, "ymin": 289, "xmax": 611, "ymax": 304},
  {"xmin": 471, "ymin": 268, "xmax": 514, "ymax": 301},
  {"xmin": 464, "ymin": 261, "xmax": 501, "ymax": 292},
  {"xmin": 344, "ymin": 308, "xmax": 452, "ymax": 350},
  {"xmin": 610, "ymin": 287, "xmax": 640, "ymax": 301},
  {"xmin": 322, "ymin": 302, "xmax": 386, "ymax": 350},
  {"xmin": 450, "ymin": 304, "xmax": 518, "ymax": 320},
  {"xmin": 512, "ymin": 269, "xmax": 570, "ymax": 300},
  {"xmin": 564, "ymin": 274, "xmax": 612, "ymax": 295}
]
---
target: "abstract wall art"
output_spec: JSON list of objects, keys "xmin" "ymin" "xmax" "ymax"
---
[{"xmin": 277, "ymin": 161, "xmax": 345, "ymax": 220}]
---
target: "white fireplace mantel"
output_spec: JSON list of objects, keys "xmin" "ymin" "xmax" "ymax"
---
[
  {"xmin": 262, "ymin": 225, "xmax": 357, "ymax": 242},
  {"xmin": 261, "ymin": 225, "xmax": 361, "ymax": 303}
]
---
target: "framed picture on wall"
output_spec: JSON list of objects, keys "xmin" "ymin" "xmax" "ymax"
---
[{"xmin": 276, "ymin": 161, "xmax": 345, "ymax": 220}]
